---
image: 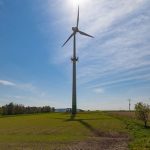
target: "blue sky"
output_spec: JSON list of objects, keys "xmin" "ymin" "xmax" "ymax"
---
[{"xmin": 0, "ymin": 0, "xmax": 150, "ymax": 110}]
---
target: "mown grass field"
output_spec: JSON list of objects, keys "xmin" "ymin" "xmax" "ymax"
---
[{"xmin": 0, "ymin": 112, "xmax": 149, "ymax": 150}]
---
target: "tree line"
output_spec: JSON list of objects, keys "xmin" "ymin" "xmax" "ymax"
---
[{"xmin": 0, "ymin": 102, "xmax": 55, "ymax": 115}]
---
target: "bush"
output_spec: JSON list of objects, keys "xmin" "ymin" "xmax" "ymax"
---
[{"xmin": 135, "ymin": 102, "xmax": 150, "ymax": 128}]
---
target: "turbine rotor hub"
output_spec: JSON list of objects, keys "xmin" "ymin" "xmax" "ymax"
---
[{"xmin": 72, "ymin": 27, "xmax": 78, "ymax": 32}]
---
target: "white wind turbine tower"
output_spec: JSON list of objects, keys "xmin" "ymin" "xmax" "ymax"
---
[{"xmin": 62, "ymin": 6, "xmax": 94, "ymax": 114}]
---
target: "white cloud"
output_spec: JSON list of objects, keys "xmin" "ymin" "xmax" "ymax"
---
[
  {"xmin": 73, "ymin": 0, "xmax": 150, "ymax": 88},
  {"xmin": 34, "ymin": 0, "xmax": 150, "ymax": 106},
  {"xmin": 0, "ymin": 80, "xmax": 16, "ymax": 86},
  {"xmin": 18, "ymin": 83, "xmax": 37, "ymax": 92},
  {"xmin": 0, "ymin": 80, "xmax": 38, "ymax": 92},
  {"xmin": 93, "ymin": 88, "xmax": 104, "ymax": 94}
]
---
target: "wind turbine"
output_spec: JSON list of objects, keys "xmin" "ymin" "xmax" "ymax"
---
[
  {"xmin": 128, "ymin": 99, "xmax": 131, "ymax": 111},
  {"xmin": 62, "ymin": 6, "xmax": 94, "ymax": 115}
]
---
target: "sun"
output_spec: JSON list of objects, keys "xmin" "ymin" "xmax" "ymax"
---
[
  {"xmin": 69, "ymin": 0, "xmax": 88, "ymax": 7},
  {"xmin": 73, "ymin": 0, "xmax": 80, "ymax": 6}
]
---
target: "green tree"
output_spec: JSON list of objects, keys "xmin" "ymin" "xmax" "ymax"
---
[
  {"xmin": 135, "ymin": 102, "xmax": 150, "ymax": 128},
  {"xmin": 0, "ymin": 107, "xmax": 2, "ymax": 114},
  {"xmin": 2, "ymin": 103, "xmax": 55, "ymax": 115}
]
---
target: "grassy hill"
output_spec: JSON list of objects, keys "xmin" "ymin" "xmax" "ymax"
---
[{"xmin": 0, "ymin": 112, "xmax": 149, "ymax": 149}]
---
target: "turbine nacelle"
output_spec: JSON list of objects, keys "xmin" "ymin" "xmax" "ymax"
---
[{"xmin": 72, "ymin": 27, "xmax": 78, "ymax": 32}]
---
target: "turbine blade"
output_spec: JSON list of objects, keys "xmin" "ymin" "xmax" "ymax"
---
[
  {"xmin": 77, "ymin": 6, "xmax": 79, "ymax": 28},
  {"xmin": 78, "ymin": 30, "xmax": 94, "ymax": 38},
  {"xmin": 62, "ymin": 33, "xmax": 74, "ymax": 47}
]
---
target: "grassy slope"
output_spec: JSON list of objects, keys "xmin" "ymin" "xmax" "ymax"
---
[
  {"xmin": 0, "ymin": 112, "xmax": 149, "ymax": 149},
  {"xmin": 0, "ymin": 112, "xmax": 127, "ymax": 143},
  {"xmin": 107, "ymin": 111, "xmax": 150, "ymax": 150}
]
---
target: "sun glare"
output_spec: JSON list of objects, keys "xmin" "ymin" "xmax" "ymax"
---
[
  {"xmin": 73, "ymin": 0, "xmax": 79, "ymax": 6},
  {"xmin": 69, "ymin": 0, "xmax": 88, "ymax": 8}
]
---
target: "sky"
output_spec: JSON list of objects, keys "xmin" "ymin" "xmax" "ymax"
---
[{"xmin": 0, "ymin": 0, "xmax": 150, "ymax": 110}]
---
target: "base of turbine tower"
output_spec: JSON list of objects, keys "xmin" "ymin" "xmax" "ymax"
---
[
  {"xmin": 72, "ymin": 105, "xmax": 76, "ymax": 115},
  {"xmin": 71, "ymin": 56, "xmax": 78, "ymax": 115}
]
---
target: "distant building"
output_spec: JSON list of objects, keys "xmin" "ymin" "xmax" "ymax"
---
[{"xmin": 55, "ymin": 108, "xmax": 84, "ymax": 113}]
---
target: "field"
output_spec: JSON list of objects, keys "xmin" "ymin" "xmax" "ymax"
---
[{"xmin": 0, "ymin": 112, "xmax": 150, "ymax": 150}]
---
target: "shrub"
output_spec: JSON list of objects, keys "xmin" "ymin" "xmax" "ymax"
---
[{"xmin": 135, "ymin": 102, "xmax": 150, "ymax": 128}]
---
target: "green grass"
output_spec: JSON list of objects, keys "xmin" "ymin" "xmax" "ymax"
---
[
  {"xmin": 0, "ymin": 112, "xmax": 127, "ymax": 142},
  {"xmin": 0, "ymin": 111, "xmax": 149, "ymax": 149},
  {"xmin": 108, "ymin": 112, "xmax": 150, "ymax": 150}
]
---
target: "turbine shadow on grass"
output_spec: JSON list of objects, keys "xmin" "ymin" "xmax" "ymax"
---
[
  {"xmin": 66, "ymin": 114, "xmax": 102, "ymax": 137},
  {"xmin": 66, "ymin": 114, "xmax": 76, "ymax": 121}
]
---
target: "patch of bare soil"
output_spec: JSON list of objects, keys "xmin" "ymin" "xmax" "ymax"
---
[
  {"xmin": 67, "ymin": 137, "xmax": 129, "ymax": 150},
  {"xmin": 63, "ymin": 132, "xmax": 129, "ymax": 150},
  {"xmin": 0, "ymin": 132, "xmax": 129, "ymax": 150}
]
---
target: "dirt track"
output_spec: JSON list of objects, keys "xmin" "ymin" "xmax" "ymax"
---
[
  {"xmin": 0, "ymin": 132, "xmax": 129, "ymax": 150},
  {"xmin": 62, "ymin": 132, "xmax": 129, "ymax": 150}
]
